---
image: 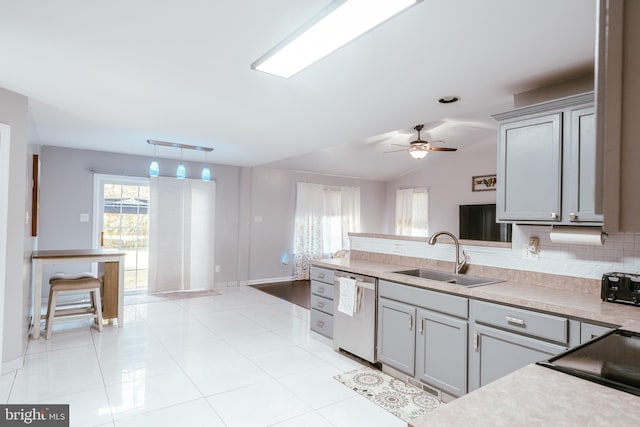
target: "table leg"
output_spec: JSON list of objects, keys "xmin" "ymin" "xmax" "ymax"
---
[
  {"xmin": 32, "ymin": 260, "xmax": 43, "ymax": 339},
  {"xmin": 118, "ymin": 255, "xmax": 124, "ymax": 327},
  {"xmin": 102, "ymin": 262, "xmax": 119, "ymax": 320}
]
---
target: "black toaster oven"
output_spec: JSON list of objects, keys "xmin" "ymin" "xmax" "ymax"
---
[{"xmin": 601, "ymin": 272, "xmax": 640, "ymax": 306}]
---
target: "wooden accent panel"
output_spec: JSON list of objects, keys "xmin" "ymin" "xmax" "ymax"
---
[{"xmin": 102, "ymin": 261, "xmax": 119, "ymax": 319}]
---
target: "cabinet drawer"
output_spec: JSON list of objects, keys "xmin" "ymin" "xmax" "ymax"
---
[
  {"xmin": 310, "ymin": 309, "xmax": 333, "ymax": 339},
  {"xmin": 311, "ymin": 294, "xmax": 333, "ymax": 315},
  {"xmin": 311, "ymin": 267, "xmax": 334, "ymax": 284},
  {"xmin": 580, "ymin": 322, "xmax": 614, "ymax": 344},
  {"xmin": 472, "ymin": 300, "xmax": 568, "ymax": 344},
  {"xmin": 311, "ymin": 280, "xmax": 334, "ymax": 300},
  {"xmin": 379, "ymin": 280, "xmax": 468, "ymax": 319}
]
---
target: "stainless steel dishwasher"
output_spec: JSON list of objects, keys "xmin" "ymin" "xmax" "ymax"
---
[{"xmin": 333, "ymin": 270, "xmax": 377, "ymax": 363}]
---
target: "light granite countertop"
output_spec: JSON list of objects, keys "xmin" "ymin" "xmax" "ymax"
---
[
  {"xmin": 312, "ymin": 257, "xmax": 640, "ymax": 326},
  {"xmin": 411, "ymin": 364, "xmax": 640, "ymax": 427},
  {"xmin": 313, "ymin": 257, "xmax": 640, "ymax": 426}
]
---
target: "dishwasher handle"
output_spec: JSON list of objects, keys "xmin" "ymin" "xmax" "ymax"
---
[{"xmin": 334, "ymin": 276, "xmax": 376, "ymax": 291}]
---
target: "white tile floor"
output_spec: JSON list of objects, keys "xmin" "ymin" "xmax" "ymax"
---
[{"xmin": 0, "ymin": 286, "xmax": 407, "ymax": 427}]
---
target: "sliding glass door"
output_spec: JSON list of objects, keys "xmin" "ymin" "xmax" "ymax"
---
[{"xmin": 94, "ymin": 175, "xmax": 150, "ymax": 293}]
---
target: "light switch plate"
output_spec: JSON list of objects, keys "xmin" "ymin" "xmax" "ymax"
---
[{"xmin": 79, "ymin": 213, "xmax": 89, "ymax": 222}]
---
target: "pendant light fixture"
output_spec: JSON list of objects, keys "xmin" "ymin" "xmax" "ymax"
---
[
  {"xmin": 201, "ymin": 150, "xmax": 211, "ymax": 181},
  {"xmin": 146, "ymin": 140, "xmax": 214, "ymax": 179},
  {"xmin": 149, "ymin": 144, "xmax": 160, "ymax": 177},
  {"xmin": 176, "ymin": 148, "xmax": 186, "ymax": 179}
]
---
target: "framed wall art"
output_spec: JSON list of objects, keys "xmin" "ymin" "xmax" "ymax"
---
[{"xmin": 472, "ymin": 174, "xmax": 496, "ymax": 192}]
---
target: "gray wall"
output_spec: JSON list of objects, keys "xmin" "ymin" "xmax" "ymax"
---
[
  {"xmin": 0, "ymin": 86, "xmax": 30, "ymax": 370},
  {"xmin": 247, "ymin": 168, "xmax": 387, "ymax": 282},
  {"xmin": 385, "ymin": 140, "xmax": 498, "ymax": 236},
  {"xmin": 37, "ymin": 147, "xmax": 388, "ymax": 287},
  {"xmin": 38, "ymin": 146, "xmax": 244, "ymax": 286}
]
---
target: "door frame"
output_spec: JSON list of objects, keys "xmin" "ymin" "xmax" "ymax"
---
[{"xmin": 0, "ymin": 123, "xmax": 11, "ymax": 374}]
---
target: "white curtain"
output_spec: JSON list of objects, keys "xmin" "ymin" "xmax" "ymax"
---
[
  {"xmin": 293, "ymin": 183, "xmax": 324, "ymax": 280},
  {"xmin": 395, "ymin": 187, "xmax": 429, "ymax": 237},
  {"xmin": 294, "ymin": 182, "xmax": 360, "ymax": 280},
  {"xmin": 148, "ymin": 177, "xmax": 216, "ymax": 293},
  {"xmin": 341, "ymin": 186, "xmax": 361, "ymax": 249}
]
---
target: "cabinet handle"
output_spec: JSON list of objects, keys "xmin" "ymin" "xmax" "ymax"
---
[
  {"xmin": 550, "ymin": 212, "xmax": 558, "ymax": 219},
  {"xmin": 318, "ymin": 273, "xmax": 325, "ymax": 279},
  {"xmin": 506, "ymin": 316, "xmax": 525, "ymax": 326},
  {"xmin": 317, "ymin": 287, "xmax": 325, "ymax": 294},
  {"xmin": 316, "ymin": 320, "xmax": 324, "ymax": 327},
  {"xmin": 317, "ymin": 301, "xmax": 324, "ymax": 308},
  {"xmin": 569, "ymin": 213, "xmax": 578, "ymax": 221},
  {"xmin": 473, "ymin": 332, "xmax": 478, "ymax": 351},
  {"xmin": 419, "ymin": 318, "xmax": 424, "ymax": 335},
  {"xmin": 409, "ymin": 315, "xmax": 413, "ymax": 331}
]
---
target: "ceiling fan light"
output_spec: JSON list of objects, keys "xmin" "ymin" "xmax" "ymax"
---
[{"xmin": 409, "ymin": 148, "xmax": 428, "ymax": 159}]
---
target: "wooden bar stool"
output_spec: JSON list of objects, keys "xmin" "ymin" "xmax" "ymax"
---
[{"xmin": 45, "ymin": 273, "xmax": 104, "ymax": 339}]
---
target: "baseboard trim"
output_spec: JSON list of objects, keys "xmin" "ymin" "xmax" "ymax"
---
[
  {"xmin": 248, "ymin": 276, "xmax": 295, "ymax": 286},
  {"xmin": 1, "ymin": 355, "xmax": 23, "ymax": 375}
]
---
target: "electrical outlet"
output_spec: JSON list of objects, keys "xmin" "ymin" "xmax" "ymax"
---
[
  {"xmin": 214, "ymin": 265, "xmax": 221, "ymax": 273},
  {"xmin": 79, "ymin": 213, "xmax": 89, "ymax": 222}
]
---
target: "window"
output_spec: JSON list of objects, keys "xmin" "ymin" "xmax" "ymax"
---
[
  {"xmin": 395, "ymin": 188, "xmax": 429, "ymax": 237},
  {"xmin": 293, "ymin": 182, "xmax": 360, "ymax": 279}
]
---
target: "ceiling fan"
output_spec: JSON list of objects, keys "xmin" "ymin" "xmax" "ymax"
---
[{"xmin": 386, "ymin": 124, "xmax": 458, "ymax": 159}]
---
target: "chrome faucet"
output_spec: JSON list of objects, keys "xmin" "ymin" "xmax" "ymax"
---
[{"xmin": 428, "ymin": 231, "xmax": 467, "ymax": 274}]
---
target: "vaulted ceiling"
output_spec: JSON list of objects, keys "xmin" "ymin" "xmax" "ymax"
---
[{"xmin": 0, "ymin": 0, "xmax": 596, "ymax": 180}]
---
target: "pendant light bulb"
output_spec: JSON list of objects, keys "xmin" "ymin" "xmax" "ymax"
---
[
  {"xmin": 149, "ymin": 144, "xmax": 159, "ymax": 177},
  {"xmin": 201, "ymin": 167, "xmax": 211, "ymax": 181},
  {"xmin": 149, "ymin": 161, "xmax": 160, "ymax": 177},
  {"xmin": 176, "ymin": 148, "xmax": 186, "ymax": 179}
]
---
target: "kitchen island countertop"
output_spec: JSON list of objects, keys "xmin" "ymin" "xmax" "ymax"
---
[{"xmin": 411, "ymin": 363, "xmax": 640, "ymax": 427}]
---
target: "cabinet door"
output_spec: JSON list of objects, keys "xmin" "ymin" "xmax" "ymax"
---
[
  {"xmin": 468, "ymin": 324, "xmax": 567, "ymax": 391},
  {"xmin": 415, "ymin": 309, "xmax": 468, "ymax": 397},
  {"xmin": 497, "ymin": 113, "xmax": 562, "ymax": 222},
  {"xmin": 377, "ymin": 298, "xmax": 416, "ymax": 376},
  {"xmin": 567, "ymin": 106, "xmax": 603, "ymax": 223},
  {"xmin": 580, "ymin": 322, "xmax": 613, "ymax": 344}
]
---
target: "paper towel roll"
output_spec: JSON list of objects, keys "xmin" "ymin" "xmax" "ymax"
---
[{"xmin": 549, "ymin": 226, "xmax": 604, "ymax": 246}]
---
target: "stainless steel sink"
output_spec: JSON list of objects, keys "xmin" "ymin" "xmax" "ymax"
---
[{"xmin": 392, "ymin": 268, "xmax": 503, "ymax": 288}]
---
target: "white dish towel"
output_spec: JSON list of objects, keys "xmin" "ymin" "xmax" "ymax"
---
[{"xmin": 338, "ymin": 277, "xmax": 358, "ymax": 316}]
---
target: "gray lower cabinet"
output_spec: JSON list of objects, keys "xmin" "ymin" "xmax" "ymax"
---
[
  {"xmin": 580, "ymin": 322, "xmax": 614, "ymax": 344},
  {"xmin": 310, "ymin": 266, "xmax": 335, "ymax": 339},
  {"xmin": 377, "ymin": 298, "xmax": 416, "ymax": 376},
  {"xmin": 415, "ymin": 308, "xmax": 468, "ymax": 396},
  {"xmin": 468, "ymin": 323, "xmax": 568, "ymax": 391},
  {"xmin": 468, "ymin": 300, "xmax": 569, "ymax": 391},
  {"xmin": 377, "ymin": 280, "xmax": 469, "ymax": 397}
]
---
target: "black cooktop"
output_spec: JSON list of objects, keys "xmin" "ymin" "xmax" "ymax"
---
[{"xmin": 538, "ymin": 329, "xmax": 640, "ymax": 396}]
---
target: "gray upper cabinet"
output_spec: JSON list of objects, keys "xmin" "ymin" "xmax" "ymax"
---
[
  {"xmin": 494, "ymin": 93, "xmax": 601, "ymax": 225},
  {"xmin": 566, "ymin": 106, "xmax": 602, "ymax": 223},
  {"xmin": 415, "ymin": 308, "xmax": 468, "ymax": 397},
  {"xmin": 595, "ymin": 0, "xmax": 640, "ymax": 232},
  {"xmin": 496, "ymin": 112, "xmax": 562, "ymax": 222},
  {"xmin": 377, "ymin": 297, "xmax": 416, "ymax": 376}
]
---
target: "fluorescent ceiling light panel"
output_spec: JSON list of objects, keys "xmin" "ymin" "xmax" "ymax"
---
[{"xmin": 252, "ymin": 0, "xmax": 422, "ymax": 78}]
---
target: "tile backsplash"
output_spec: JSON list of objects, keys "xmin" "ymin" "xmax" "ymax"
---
[{"xmin": 350, "ymin": 225, "xmax": 640, "ymax": 280}]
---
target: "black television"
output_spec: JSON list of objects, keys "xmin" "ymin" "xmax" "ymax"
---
[{"xmin": 459, "ymin": 204, "xmax": 512, "ymax": 243}]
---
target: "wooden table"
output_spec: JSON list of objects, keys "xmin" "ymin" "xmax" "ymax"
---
[{"xmin": 31, "ymin": 249, "xmax": 126, "ymax": 339}]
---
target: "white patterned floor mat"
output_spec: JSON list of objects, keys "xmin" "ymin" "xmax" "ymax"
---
[{"xmin": 334, "ymin": 367, "xmax": 442, "ymax": 423}]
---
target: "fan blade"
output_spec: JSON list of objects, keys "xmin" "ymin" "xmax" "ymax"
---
[
  {"xmin": 384, "ymin": 149, "xmax": 409, "ymax": 153},
  {"xmin": 428, "ymin": 147, "xmax": 458, "ymax": 152},
  {"xmin": 390, "ymin": 143, "xmax": 410, "ymax": 147}
]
